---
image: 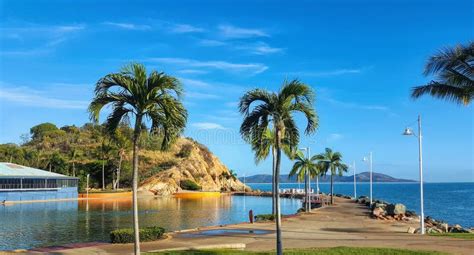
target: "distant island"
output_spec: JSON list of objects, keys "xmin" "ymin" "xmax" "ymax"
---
[{"xmin": 239, "ymin": 172, "xmax": 416, "ymax": 183}]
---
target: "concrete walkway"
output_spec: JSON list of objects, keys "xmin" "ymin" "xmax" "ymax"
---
[{"xmin": 26, "ymin": 197, "xmax": 474, "ymax": 254}]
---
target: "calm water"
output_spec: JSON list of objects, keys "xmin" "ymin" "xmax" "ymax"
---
[
  {"xmin": 0, "ymin": 195, "xmax": 300, "ymax": 250},
  {"xmin": 249, "ymin": 182, "xmax": 474, "ymax": 228}
]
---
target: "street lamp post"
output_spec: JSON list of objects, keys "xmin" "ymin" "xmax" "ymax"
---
[
  {"xmin": 363, "ymin": 152, "xmax": 373, "ymax": 204},
  {"xmin": 403, "ymin": 115, "xmax": 425, "ymax": 235}
]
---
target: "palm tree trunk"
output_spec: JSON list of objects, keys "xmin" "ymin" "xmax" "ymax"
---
[
  {"xmin": 132, "ymin": 116, "xmax": 142, "ymax": 255},
  {"xmin": 274, "ymin": 128, "xmax": 283, "ymax": 255},
  {"xmin": 306, "ymin": 169, "xmax": 310, "ymax": 211},
  {"xmin": 102, "ymin": 160, "xmax": 105, "ymax": 190},
  {"xmin": 115, "ymin": 153, "xmax": 123, "ymax": 190},
  {"xmin": 271, "ymin": 146, "xmax": 276, "ymax": 215},
  {"xmin": 330, "ymin": 174, "xmax": 334, "ymax": 205},
  {"xmin": 72, "ymin": 161, "xmax": 76, "ymax": 177}
]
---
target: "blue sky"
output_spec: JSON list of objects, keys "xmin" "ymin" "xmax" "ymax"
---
[{"xmin": 0, "ymin": 0, "xmax": 472, "ymax": 182}]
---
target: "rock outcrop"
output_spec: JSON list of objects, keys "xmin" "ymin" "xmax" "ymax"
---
[{"xmin": 138, "ymin": 138, "xmax": 250, "ymax": 196}]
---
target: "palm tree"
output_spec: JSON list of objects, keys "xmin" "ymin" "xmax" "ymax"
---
[
  {"xmin": 411, "ymin": 42, "xmax": 473, "ymax": 105},
  {"xmin": 252, "ymin": 128, "xmax": 296, "ymax": 215},
  {"xmin": 239, "ymin": 79, "xmax": 318, "ymax": 255},
  {"xmin": 314, "ymin": 148, "xmax": 348, "ymax": 205},
  {"xmin": 288, "ymin": 150, "xmax": 320, "ymax": 211},
  {"xmin": 89, "ymin": 63, "xmax": 187, "ymax": 254}
]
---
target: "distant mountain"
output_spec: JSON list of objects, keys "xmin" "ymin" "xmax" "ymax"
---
[{"xmin": 239, "ymin": 172, "xmax": 416, "ymax": 183}]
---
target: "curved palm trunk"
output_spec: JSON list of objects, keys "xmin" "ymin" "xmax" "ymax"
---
[
  {"xmin": 274, "ymin": 128, "xmax": 283, "ymax": 255},
  {"xmin": 132, "ymin": 116, "xmax": 142, "ymax": 255},
  {"xmin": 330, "ymin": 173, "xmax": 334, "ymax": 204},
  {"xmin": 272, "ymin": 146, "xmax": 276, "ymax": 215}
]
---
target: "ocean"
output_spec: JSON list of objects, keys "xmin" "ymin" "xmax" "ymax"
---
[{"xmin": 247, "ymin": 182, "xmax": 474, "ymax": 228}]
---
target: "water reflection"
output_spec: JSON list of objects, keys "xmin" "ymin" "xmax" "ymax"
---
[{"xmin": 0, "ymin": 195, "xmax": 300, "ymax": 250}]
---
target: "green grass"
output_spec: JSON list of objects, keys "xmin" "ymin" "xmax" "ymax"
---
[
  {"xmin": 429, "ymin": 232, "xmax": 474, "ymax": 240},
  {"xmin": 150, "ymin": 247, "xmax": 446, "ymax": 255}
]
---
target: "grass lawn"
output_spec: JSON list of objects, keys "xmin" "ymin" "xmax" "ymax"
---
[
  {"xmin": 429, "ymin": 232, "xmax": 474, "ymax": 240},
  {"xmin": 150, "ymin": 247, "xmax": 446, "ymax": 255}
]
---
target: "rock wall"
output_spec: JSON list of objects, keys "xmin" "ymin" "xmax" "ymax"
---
[{"xmin": 139, "ymin": 138, "xmax": 250, "ymax": 196}]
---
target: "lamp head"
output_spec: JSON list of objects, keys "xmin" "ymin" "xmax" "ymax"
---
[{"xmin": 403, "ymin": 127, "xmax": 414, "ymax": 136}]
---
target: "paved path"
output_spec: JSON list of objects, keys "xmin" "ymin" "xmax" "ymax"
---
[{"xmin": 26, "ymin": 197, "xmax": 474, "ymax": 254}]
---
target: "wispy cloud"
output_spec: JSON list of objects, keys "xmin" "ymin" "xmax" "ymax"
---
[
  {"xmin": 0, "ymin": 23, "xmax": 85, "ymax": 56},
  {"xmin": 179, "ymin": 78, "xmax": 213, "ymax": 88},
  {"xmin": 102, "ymin": 22, "xmax": 151, "ymax": 30},
  {"xmin": 198, "ymin": 39, "xmax": 227, "ymax": 47},
  {"xmin": 187, "ymin": 91, "xmax": 220, "ymax": 99},
  {"xmin": 170, "ymin": 24, "xmax": 204, "ymax": 33},
  {"xmin": 287, "ymin": 68, "xmax": 364, "ymax": 77},
  {"xmin": 324, "ymin": 97, "xmax": 389, "ymax": 111},
  {"xmin": 177, "ymin": 69, "xmax": 209, "ymax": 75},
  {"xmin": 0, "ymin": 85, "xmax": 88, "ymax": 109},
  {"xmin": 237, "ymin": 41, "xmax": 283, "ymax": 55},
  {"xmin": 192, "ymin": 122, "xmax": 226, "ymax": 130},
  {"xmin": 146, "ymin": 57, "xmax": 268, "ymax": 74},
  {"xmin": 218, "ymin": 25, "xmax": 269, "ymax": 39}
]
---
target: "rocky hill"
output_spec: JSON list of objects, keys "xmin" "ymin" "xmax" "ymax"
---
[
  {"xmin": 240, "ymin": 172, "xmax": 415, "ymax": 183},
  {"xmin": 139, "ymin": 138, "xmax": 250, "ymax": 195}
]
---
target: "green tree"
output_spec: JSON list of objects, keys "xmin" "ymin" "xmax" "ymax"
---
[
  {"xmin": 89, "ymin": 62, "xmax": 187, "ymax": 254},
  {"xmin": 288, "ymin": 149, "xmax": 320, "ymax": 211},
  {"xmin": 112, "ymin": 125, "xmax": 132, "ymax": 190},
  {"xmin": 314, "ymin": 148, "xmax": 348, "ymax": 205},
  {"xmin": 239, "ymin": 79, "xmax": 318, "ymax": 255},
  {"xmin": 411, "ymin": 42, "xmax": 473, "ymax": 105},
  {"xmin": 30, "ymin": 123, "xmax": 59, "ymax": 140}
]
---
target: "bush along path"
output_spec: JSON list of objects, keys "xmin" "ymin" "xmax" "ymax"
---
[{"xmin": 356, "ymin": 196, "xmax": 473, "ymax": 234}]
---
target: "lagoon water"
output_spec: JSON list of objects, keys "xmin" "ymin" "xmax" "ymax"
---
[
  {"xmin": 248, "ymin": 182, "xmax": 474, "ymax": 228},
  {"xmin": 0, "ymin": 195, "xmax": 299, "ymax": 250}
]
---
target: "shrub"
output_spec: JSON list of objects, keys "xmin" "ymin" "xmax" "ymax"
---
[
  {"xmin": 180, "ymin": 179, "xmax": 201, "ymax": 191},
  {"xmin": 255, "ymin": 214, "xmax": 275, "ymax": 222},
  {"xmin": 110, "ymin": 226, "xmax": 165, "ymax": 243},
  {"xmin": 176, "ymin": 143, "xmax": 193, "ymax": 158}
]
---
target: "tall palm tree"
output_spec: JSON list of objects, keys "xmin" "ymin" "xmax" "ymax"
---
[
  {"xmin": 412, "ymin": 42, "xmax": 473, "ymax": 105},
  {"xmin": 89, "ymin": 63, "xmax": 187, "ymax": 254},
  {"xmin": 288, "ymin": 150, "xmax": 320, "ymax": 211},
  {"xmin": 240, "ymin": 79, "xmax": 318, "ymax": 255},
  {"xmin": 252, "ymin": 128, "xmax": 296, "ymax": 214},
  {"xmin": 314, "ymin": 148, "xmax": 348, "ymax": 205}
]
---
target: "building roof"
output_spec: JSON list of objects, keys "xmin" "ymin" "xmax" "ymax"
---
[{"xmin": 0, "ymin": 162, "xmax": 75, "ymax": 178}]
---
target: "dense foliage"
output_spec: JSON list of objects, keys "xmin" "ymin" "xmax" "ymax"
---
[
  {"xmin": 110, "ymin": 226, "xmax": 165, "ymax": 243},
  {"xmin": 180, "ymin": 179, "xmax": 201, "ymax": 191},
  {"xmin": 0, "ymin": 122, "xmax": 169, "ymax": 190}
]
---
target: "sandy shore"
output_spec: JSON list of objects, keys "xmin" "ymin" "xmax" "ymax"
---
[{"xmin": 22, "ymin": 197, "xmax": 474, "ymax": 255}]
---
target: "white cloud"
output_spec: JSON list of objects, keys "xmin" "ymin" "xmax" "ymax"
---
[
  {"xmin": 0, "ymin": 23, "xmax": 85, "ymax": 56},
  {"xmin": 198, "ymin": 39, "xmax": 227, "ymax": 47},
  {"xmin": 187, "ymin": 91, "xmax": 220, "ymax": 99},
  {"xmin": 218, "ymin": 25, "xmax": 269, "ymax": 39},
  {"xmin": 147, "ymin": 57, "xmax": 268, "ymax": 74},
  {"xmin": 287, "ymin": 69, "xmax": 363, "ymax": 77},
  {"xmin": 192, "ymin": 122, "xmax": 226, "ymax": 130},
  {"xmin": 170, "ymin": 24, "xmax": 204, "ymax": 33},
  {"xmin": 0, "ymin": 85, "xmax": 88, "ymax": 109},
  {"xmin": 102, "ymin": 22, "xmax": 151, "ymax": 30},
  {"xmin": 324, "ymin": 97, "xmax": 389, "ymax": 111},
  {"xmin": 177, "ymin": 69, "xmax": 209, "ymax": 75},
  {"xmin": 179, "ymin": 78, "xmax": 212, "ymax": 88},
  {"xmin": 237, "ymin": 42, "xmax": 283, "ymax": 55}
]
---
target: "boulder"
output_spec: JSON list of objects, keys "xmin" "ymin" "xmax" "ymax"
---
[
  {"xmin": 405, "ymin": 210, "xmax": 417, "ymax": 217},
  {"xmin": 407, "ymin": 227, "xmax": 416, "ymax": 234},
  {"xmin": 386, "ymin": 203, "xmax": 406, "ymax": 216},
  {"xmin": 372, "ymin": 207, "xmax": 386, "ymax": 218},
  {"xmin": 449, "ymin": 224, "xmax": 470, "ymax": 233},
  {"xmin": 427, "ymin": 227, "xmax": 442, "ymax": 234}
]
